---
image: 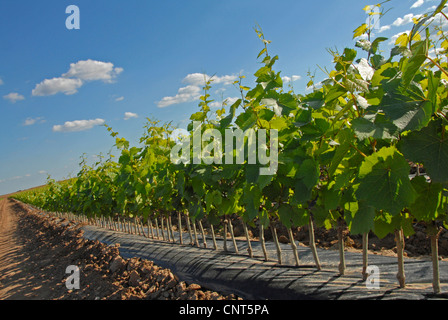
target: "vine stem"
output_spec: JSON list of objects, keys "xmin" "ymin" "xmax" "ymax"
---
[
  {"xmin": 185, "ymin": 215, "xmax": 193, "ymax": 245},
  {"xmin": 160, "ymin": 217, "xmax": 166, "ymax": 241},
  {"xmin": 427, "ymin": 55, "xmax": 448, "ymax": 78},
  {"xmin": 134, "ymin": 217, "xmax": 140, "ymax": 235},
  {"xmin": 223, "ymin": 219, "xmax": 228, "ymax": 252},
  {"xmin": 113, "ymin": 217, "xmax": 117, "ymax": 231},
  {"xmin": 260, "ymin": 223, "xmax": 269, "ymax": 261},
  {"xmin": 177, "ymin": 212, "xmax": 183, "ymax": 244},
  {"xmin": 135, "ymin": 218, "xmax": 140, "ymax": 235},
  {"xmin": 270, "ymin": 223, "xmax": 282, "ymax": 265},
  {"xmin": 148, "ymin": 217, "xmax": 154, "ymax": 239},
  {"xmin": 154, "ymin": 216, "xmax": 160, "ymax": 239},
  {"xmin": 139, "ymin": 217, "xmax": 146, "ymax": 237},
  {"xmin": 242, "ymin": 220, "xmax": 253, "ymax": 258},
  {"xmin": 350, "ymin": 143, "xmax": 367, "ymax": 158},
  {"xmin": 428, "ymin": 223, "xmax": 442, "ymax": 294},
  {"xmin": 226, "ymin": 219, "xmax": 237, "ymax": 253},
  {"xmin": 338, "ymin": 218, "xmax": 346, "ymax": 276},
  {"xmin": 431, "ymin": 233, "xmax": 441, "ymax": 294},
  {"xmin": 395, "ymin": 228, "xmax": 406, "ymax": 288},
  {"xmin": 192, "ymin": 220, "xmax": 200, "ymax": 248},
  {"xmin": 210, "ymin": 224, "xmax": 218, "ymax": 250},
  {"xmin": 166, "ymin": 217, "xmax": 172, "ymax": 242},
  {"xmin": 362, "ymin": 233, "xmax": 369, "ymax": 281},
  {"xmin": 308, "ymin": 216, "xmax": 321, "ymax": 271},
  {"xmin": 198, "ymin": 220, "xmax": 207, "ymax": 248},
  {"xmin": 288, "ymin": 227, "xmax": 300, "ymax": 266},
  {"xmin": 168, "ymin": 216, "xmax": 176, "ymax": 243}
]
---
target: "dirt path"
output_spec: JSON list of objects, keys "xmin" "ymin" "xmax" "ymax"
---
[
  {"xmin": 0, "ymin": 197, "xmax": 34, "ymax": 299},
  {"xmin": 0, "ymin": 198, "xmax": 240, "ymax": 300},
  {"xmin": 0, "ymin": 198, "xmax": 68, "ymax": 299}
]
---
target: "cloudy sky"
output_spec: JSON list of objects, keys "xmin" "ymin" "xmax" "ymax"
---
[{"xmin": 0, "ymin": 0, "xmax": 445, "ymax": 195}]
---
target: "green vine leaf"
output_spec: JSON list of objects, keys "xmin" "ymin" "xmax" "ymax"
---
[{"xmin": 355, "ymin": 146, "xmax": 417, "ymax": 216}]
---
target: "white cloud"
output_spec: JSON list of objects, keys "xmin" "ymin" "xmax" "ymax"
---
[
  {"xmin": 428, "ymin": 47, "xmax": 446, "ymax": 59},
  {"xmin": 23, "ymin": 117, "xmax": 45, "ymax": 126},
  {"xmin": 38, "ymin": 170, "xmax": 47, "ymax": 175},
  {"xmin": 183, "ymin": 73, "xmax": 238, "ymax": 86},
  {"xmin": 378, "ymin": 25, "xmax": 391, "ymax": 33},
  {"xmin": 53, "ymin": 118, "xmax": 105, "ymax": 132},
  {"xmin": 0, "ymin": 78, "xmax": 3, "ymax": 85},
  {"xmin": 62, "ymin": 59, "xmax": 123, "ymax": 82},
  {"xmin": 157, "ymin": 72, "xmax": 238, "ymax": 108},
  {"xmin": 411, "ymin": 0, "xmax": 424, "ymax": 9},
  {"xmin": 32, "ymin": 59, "xmax": 123, "ymax": 96},
  {"xmin": 32, "ymin": 77, "xmax": 83, "ymax": 96},
  {"xmin": 393, "ymin": 13, "xmax": 422, "ymax": 27},
  {"xmin": 282, "ymin": 75, "xmax": 302, "ymax": 83},
  {"xmin": 124, "ymin": 112, "xmax": 138, "ymax": 120},
  {"xmin": 428, "ymin": 12, "xmax": 448, "ymax": 28},
  {"xmin": 115, "ymin": 96, "xmax": 124, "ymax": 102},
  {"xmin": 3, "ymin": 92, "xmax": 25, "ymax": 103},
  {"xmin": 157, "ymin": 85, "xmax": 202, "ymax": 108}
]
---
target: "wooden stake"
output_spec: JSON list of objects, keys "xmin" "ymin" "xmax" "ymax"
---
[
  {"xmin": 288, "ymin": 227, "xmax": 299, "ymax": 266},
  {"xmin": 228, "ymin": 219, "xmax": 238, "ymax": 254},
  {"xmin": 338, "ymin": 219, "xmax": 346, "ymax": 275},
  {"xmin": 260, "ymin": 223, "xmax": 269, "ymax": 261},
  {"xmin": 308, "ymin": 216, "xmax": 321, "ymax": 271},
  {"xmin": 198, "ymin": 220, "xmax": 207, "ymax": 248},
  {"xmin": 242, "ymin": 220, "xmax": 253, "ymax": 258},
  {"xmin": 178, "ymin": 212, "xmax": 183, "ymax": 244},
  {"xmin": 270, "ymin": 223, "xmax": 282, "ymax": 264},
  {"xmin": 223, "ymin": 219, "xmax": 228, "ymax": 252},
  {"xmin": 165, "ymin": 217, "xmax": 171, "ymax": 242},
  {"xmin": 210, "ymin": 224, "xmax": 218, "ymax": 250},
  {"xmin": 154, "ymin": 217, "xmax": 160, "ymax": 239},
  {"xmin": 192, "ymin": 219, "xmax": 200, "ymax": 248},
  {"xmin": 185, "ymin": 215, "xmax": 193, "ymax": 245},
  {"xmin": 168, "ymin": 216, "xmax": 176, "ymax": 243},
  {"xmin": 395, "ymin": 228, "xmax": 406, "ymax": 288},
  {"xmin": 160, "ymin": 217, "xmax": 166, "ymax": 241},
  {"xmin": 362, "ymin": 233, "xmax": 369, "ymax": 280}
]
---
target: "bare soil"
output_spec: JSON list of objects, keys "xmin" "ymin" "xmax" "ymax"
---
[{"xmin": 0, "ymin": 198, "xmax": 241, "ymax": 300}]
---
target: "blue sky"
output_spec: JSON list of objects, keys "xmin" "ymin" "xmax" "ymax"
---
[{"xmin": 0, "ymin": 0, "xmax": 443, "ymax": 195}]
